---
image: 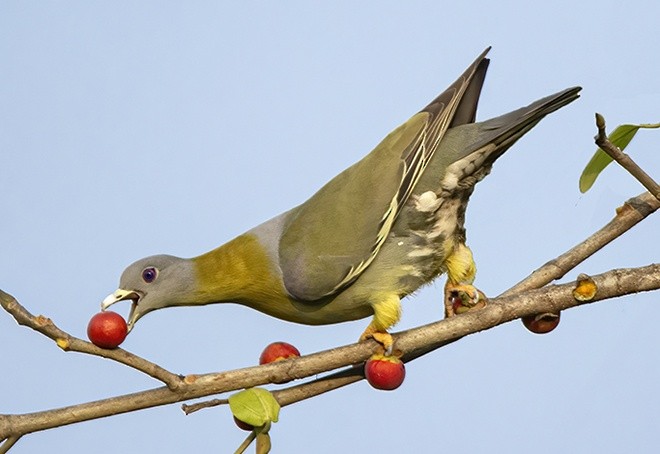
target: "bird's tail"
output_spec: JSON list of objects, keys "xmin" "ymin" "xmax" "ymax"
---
[{"xmin": 477, "ymin": 86, "xmax": 582, "ymax": 157}]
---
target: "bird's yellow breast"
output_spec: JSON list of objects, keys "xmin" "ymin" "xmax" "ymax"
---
[
  {"xmin": 193, "ymin": 234, "xmax": 292, "ymax": 312},
  {"xmin": 192, "ymin": 233, "xmax": 376, "ymax": 325}
]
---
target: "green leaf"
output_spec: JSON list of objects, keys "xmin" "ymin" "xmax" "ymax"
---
[
  {"xmin": 579, "ymin": 122, "xmax": 660, "ymax": 193},
  {"xmin": 229, "ymin": 388, "xmax": 280, "ymax": 428}
]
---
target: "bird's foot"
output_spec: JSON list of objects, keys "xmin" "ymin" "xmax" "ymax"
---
[
  {"xmin": 444, "ymin": 282, "xmax": 487, "ymax": 317},
  {"xmin": 360, "ymin": 327, "xmax": 394, "ymax": 356}
]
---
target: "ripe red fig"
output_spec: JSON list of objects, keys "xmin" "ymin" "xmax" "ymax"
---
[
  {"xmin": 259, "ymin": 341, "xmax": 301, "ymax": 365},
  {"xmin": 522, "ymin": 312, "xmax": 561, "ymax": 334},
  {"xmin": 364, "ymin": 354, "xmax": 406, "ymax": 391},
  {"xmin": 87, "ymin": 311, "xmax": 127, "ymax": 349}
]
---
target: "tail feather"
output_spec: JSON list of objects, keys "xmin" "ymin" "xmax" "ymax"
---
[{"xmin": 480, "ymin": 86, "xmax": 582, "ymax": 152}]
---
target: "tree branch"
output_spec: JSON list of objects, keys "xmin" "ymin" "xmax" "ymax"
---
[
  {"xmin": 1, "ymin": 264, "xmax": 658, "ymax": 441},
  {"xmin": 0, "ymin": 290, "xmax": 183, "ymax": 390},
  {"xmin": 594, "ymin": 114, "xmax": 660, "ymax": 200},
  {"xmin": 503, "ymin": 191, "xmax": 659, "ymax": 296},
  {"xmin": 0, "ymin": 436, "xmax": 20, "ymax": 454}
]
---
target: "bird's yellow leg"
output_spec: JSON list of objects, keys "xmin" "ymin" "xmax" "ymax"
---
[
  {"xmin": 360, "ymin": 293, "xmax": 402, "ymax": 355},
  {"xmin": 443, "ymin": 243, "xmax": 487, "ymax": 317}
]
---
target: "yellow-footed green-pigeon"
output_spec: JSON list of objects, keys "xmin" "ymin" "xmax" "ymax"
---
[{"xmin": 103, "ymin": 47, "xmax": 580, "ymax": 352}]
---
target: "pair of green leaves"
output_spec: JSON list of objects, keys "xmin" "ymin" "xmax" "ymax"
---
[
  {"xmin": 579, "ymin": 122, "xmax": 659, "ymax": 193},
  {"xmin": 229, "ymin": 388, "xmax": 280, "ymax": 454},
  {"xmin": 229, "ymin": 387, "xmax": 280, "ymax": 428}
]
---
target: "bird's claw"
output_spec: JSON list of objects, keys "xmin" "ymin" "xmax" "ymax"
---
[
  {"xmin": 360, "ymin": 329, "xmax": 394, "ymax": 356},
  {"xmin": 444, "ymin": 282, "xmax": 487, "ymax": 317}
]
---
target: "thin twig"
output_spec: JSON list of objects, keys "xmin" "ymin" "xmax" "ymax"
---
[
  {"xmin": 595, "ymin": 113, "xmax": 660, "ymax": 200},
  {"xmin": 233, "ymin": 430, "xmax": 256, "ymax": 454},
  {"xmin": 182, "ymin": 398, "xmax": 228, "ymax": 415},
  {"xmin": 182, "ymin": 365, "xmax": 366, "ymax": 416},
  {"xmin": 275, "ymin": 365, "xmax": 364, "ymax": 407},
  {"xmin": 0, "ymin": 291, "xmax": 183, "ymax": 390},
  {"xmin": 0, "ymin": 436, "xmax": 20, "ymax": 454},
  {"xmin": 503, "ymin": 191, "xmax": 659, "ymax": 296}
]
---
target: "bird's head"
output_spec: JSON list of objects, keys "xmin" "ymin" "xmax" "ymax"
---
[{"xmin": 102, "ymin": 254, "xmax": 196, "ymax": 332}]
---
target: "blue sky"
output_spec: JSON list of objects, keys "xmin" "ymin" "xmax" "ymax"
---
[{"xmin": 1, "ymin": 2, "xmax": 658, "ymax": 453}]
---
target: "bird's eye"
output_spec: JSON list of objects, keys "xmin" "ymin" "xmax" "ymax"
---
[{"xmin": 141, "ymin": 267, "xmax": 158, "ymax": 283}]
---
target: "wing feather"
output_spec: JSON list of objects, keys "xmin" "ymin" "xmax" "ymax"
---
[{"xmin": 279, "ymin": 48, "xmax": 491, "ymax": 301}]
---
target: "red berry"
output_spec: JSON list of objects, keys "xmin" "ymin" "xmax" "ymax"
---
[
  {"xmin": 259, "ymin": 341, "xmax": 301, "ymax": 365},
  {"xmin": 522, "ymin": 312, "xmax": 561, "ymax": 334},
  {"xmin": 87, "ymin": 311, "xmax": 127, "ymax": 349},
  {"xmin": 233, "ymin": 415, "xmax": 254, "ymax": 431},
  {"xmin": 364, "ymin": 354, "xmax": 406, "ymax": 391}
]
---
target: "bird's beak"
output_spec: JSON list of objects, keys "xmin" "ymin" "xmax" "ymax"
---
[{"xmin": 101, "ymin": 289, "xmax": 141, "ymax": 333}]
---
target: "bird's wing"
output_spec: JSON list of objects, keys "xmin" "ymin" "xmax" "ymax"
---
[{"xmin": 278, "ymin": 48, "xmax": 491, "ymax": 301}]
